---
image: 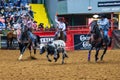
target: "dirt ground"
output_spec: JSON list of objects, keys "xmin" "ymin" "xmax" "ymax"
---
[{"xmin": 0, "ymin": 49, "xmax": 120, "ymax": 80}]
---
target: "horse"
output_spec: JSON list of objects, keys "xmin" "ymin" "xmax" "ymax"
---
[
  {"xmin": 18, "ymin": 25, "xmax": 40, "ymax": 60},
  {"xmin": 6, "ymin": 30, "xmax": 17, "ymax": 48},
  {"xmin": 39, "ymin": 40, "xmax": 68, "ymax": 64},
  {"xmin": 88, "ymin": 20, "xmax": 110, "ymax": 62},
  {"xmin": 54, "ymin": 29, "xmax": 66, "ymax": 42}
]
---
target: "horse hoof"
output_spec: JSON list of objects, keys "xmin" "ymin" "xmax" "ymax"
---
[
  {"xmin": 88, "ymin": 59, "xmax": 90, "ymax": 62},
  {"xmin": 65, "ymin": 54, "xmax": 68, "ymax": 58},
  {"xmin": 54, "ymin": 60, "xmax": 57, "ymax": 62},
  {"xmin": 54, "ymin": 58, "xmax": 57, "ymax": 62},
  {"xmin": 48, "ymin": 59, "xmax": 52, "ymax": 62},
  {"xmin": 18, "ymin": 58, "xmax": 22, "ymax": 61},
  {"xmin": 95, "ymin": 58, "xmax": 99, "ymax": 62},
  {"xmin": 18, "ymin": 57, "xmax": 22, "ymax": 61},
  {"xmin": 62, "ymin": 62, "xmax": 64, "ymax": 64},
  {"xmin": 31, "ymin": 56, "xmax": 37, "ymax": 60},
  {"xmin": 100, "ymin": 58, "xmax": 103, "ymax": 61},
  {"xmin": 88, "ymin": 57, "xmax": 90, "ymax": 61}
]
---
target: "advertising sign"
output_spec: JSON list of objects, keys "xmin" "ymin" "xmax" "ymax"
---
[
  {"xmin": 40, "ymin": 36, "xmax": 54, "ymax": 44},
  {"xmin": 74, "ymin": 34, "xmax": 91, "ymax": 50},
  {"xmin": 98, "ymin": 1, "xmax": 120, "ymax": 7}
]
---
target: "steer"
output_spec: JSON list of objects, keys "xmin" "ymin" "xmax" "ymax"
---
[{"xmin": 40, "ymin": 40, "xmax": 68, "ymax": 64}]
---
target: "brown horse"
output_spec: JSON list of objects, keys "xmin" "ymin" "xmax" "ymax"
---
[
  {"xmin": 55, "ymin": 29, "xmax": 66, "ymax": 42},
  {"xmin": 88, "ymin": 20, "xmax": 110, "ymax": 62},
  {"xmin": 6, "ymin": 30, "xmax": 17, "ymax": 48}
]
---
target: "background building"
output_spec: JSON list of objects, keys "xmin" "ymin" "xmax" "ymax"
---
[{"xmin": 44, "ymin": 0, "xmax": 120, "ymax": 29}]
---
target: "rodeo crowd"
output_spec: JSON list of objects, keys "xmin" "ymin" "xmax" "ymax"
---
[{"xmin": 0, "ymin": 0, "xmax": 42, "ymax": 33}]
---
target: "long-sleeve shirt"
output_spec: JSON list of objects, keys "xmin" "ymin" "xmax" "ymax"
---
[
  {"xmin": 55, "ymin": 16, "xmax": 66, "ymax": 31},
  {"xmin": 97, "ymin": 18, "xmax": 110, "ymax": 31}
]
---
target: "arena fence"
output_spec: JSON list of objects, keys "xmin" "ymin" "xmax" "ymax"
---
[{"xmin": 0, "ymin": 26, "xmax": 115, "ymax": 50}]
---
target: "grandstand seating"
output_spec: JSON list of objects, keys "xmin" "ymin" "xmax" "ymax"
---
[{"xmin": 29, "ymin": 4, "xmax": 50, "ymax": 28}]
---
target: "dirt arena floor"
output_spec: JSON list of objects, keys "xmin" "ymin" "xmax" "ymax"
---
[{"xmin": 0, "ymin": 49, "xmax": 120, "ymax": 80}]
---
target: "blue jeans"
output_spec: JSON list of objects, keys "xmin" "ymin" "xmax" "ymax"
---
[
  {"xmin": 103, "ymin": 30, "xmax": 109, "ymax": 42},
  {"xmin": 27, "ymin": 31, "xmax": 36, "ymax": 43}
]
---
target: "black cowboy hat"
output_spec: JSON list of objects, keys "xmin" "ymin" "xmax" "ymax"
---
[{"xmin": 99, "ymin": 14, "xmax": 106, "ymax": 18}]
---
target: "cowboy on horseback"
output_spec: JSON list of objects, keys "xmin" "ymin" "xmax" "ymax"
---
[
  {"xmin": 19, "ymin": 16, "xmax": 36, "ymax": 47},
  {"xmin": 26, "ymin": 18, "xmax": 36, "ymax": 46},
  {"xmin": 54, "ymin": 13, "xmax": 67, "ymax": 42},
  {"xmin": 88, "ymin": 19, "xmax": 110, "ymax": 62},
  {"xmin": 97, "ymin": 14, "xmax": 110, "ymax": 44}
]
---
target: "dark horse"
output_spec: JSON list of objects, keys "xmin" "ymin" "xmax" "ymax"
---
[
  {"xmin": 18, "ymin": 25, "xmax": 40, "ymax": 60},
  {"xmin": 7, "ymin": 30, "xmax": 17, "ymax": 48},
  {"xmin": 88, "ymin": 20, "xmax": 110, "ymax": 62},
  {"xmin": 55, "ymin": 29, "xmax": 66, "ymax": 42}
]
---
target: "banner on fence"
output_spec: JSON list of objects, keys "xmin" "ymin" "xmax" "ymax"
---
[
  {"xmin": 0, "ymin": 35, "xmax": 54, "ymax": 49},
  {"xmin": 74, "ymin": 34, "xmax": 91, "ymax": 50},
  {"xmin": 0, "ymin": 35, "xmax": 18, "ymax": 49},
  {"xmin": 39, "ymin": 36, "xmax": 54, "ymax": 44}
]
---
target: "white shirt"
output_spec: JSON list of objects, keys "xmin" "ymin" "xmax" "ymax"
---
[{"xmin": 55, "ymin": 16, "xmax": 66, "ymax": 31}]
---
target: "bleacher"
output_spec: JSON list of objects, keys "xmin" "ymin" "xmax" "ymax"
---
[{"xmin": 29, "ymin": 4, "xmax": 50, "ymax": 28}]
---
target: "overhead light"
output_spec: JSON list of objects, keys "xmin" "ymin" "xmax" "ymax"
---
[
  {"xmin": 88, "ymin": 6, "xmax": 92, "ymax": 10},
  {"xmin": 93, "ymin": 14, "xmax": 99, "ymax": 18}
]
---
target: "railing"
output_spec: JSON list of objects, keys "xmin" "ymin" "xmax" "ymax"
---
[
  {"xmin": 35, "ymin": 25, "xmax": 90, "ymax": 32},
  {"xmin": 67, "ymin": 25, "xmax": 89, "ymax": 30}
]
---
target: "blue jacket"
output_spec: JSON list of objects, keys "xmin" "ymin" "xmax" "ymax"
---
[{"xmin": 97, "ymin": 18, "xmax": 110, "ymax": 31}]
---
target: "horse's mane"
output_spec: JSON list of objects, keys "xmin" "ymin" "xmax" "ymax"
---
[{"xmin": 89, "ymin": 20, "xmax": 102, "ymax": 44}]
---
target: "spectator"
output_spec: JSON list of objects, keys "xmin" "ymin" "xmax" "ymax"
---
[
  {"xmin": 45, "ymin": 24, "xmax": 49, "ymax": 31},
  {"xmin": 28, "ymin": 6, "xmax": 34, "ymax": 18},
  {"xmin": 32, "ymin": 21, "xmax": 38, "ymax": 31}
]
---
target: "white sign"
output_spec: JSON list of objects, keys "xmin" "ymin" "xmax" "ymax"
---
[
  {"xmin": 40, "ymin": 37, "xmax": 54, "ymax": 43},
  {"xmin": 101, "ymin": 7, "xmax": 120, "ymax": 12}
]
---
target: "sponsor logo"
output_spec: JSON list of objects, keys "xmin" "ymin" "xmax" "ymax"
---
[
  {"xmin": 79, "ymin": 35, "xmax": 91, "ymax": 49},
  {"xmin": 80, "ymin": 35, "xmax": 90, "ymax": 41},
  {"xmin": 40, "ymin": 37, "xmax": 54, "ymax": 43}
]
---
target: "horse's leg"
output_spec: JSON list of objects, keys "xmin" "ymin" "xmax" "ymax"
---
[
  {"xmin": 88, "ymin": 46, "xmax": 93, "ymax": 61},
  {"xmin": 95, "ymin": 47, "xmax": 100, "ymax": 62},
  {"xmin": 28, "ymin": 44, "xmax": 32, "ymax": 57},
  {"xmin": 9, "ymin": 38, "xmax": 13, "ymax": 48},
  {"xmin": 100, "ymin": 45, "xmax": 107, "ymax": 61},
  {"xmin": 30, "ymin": 41, "xmax": 37, "ymax": 59},
  {"xmin": 18, "ymin": 43, "xmax": 27, "ymax": 60},
  {"xmin": 34, "ymin": 48, "xmax": 36, "ymax": 55},
  {"xmin": 46, "ymin": 52, "xmax": 51, "ymax": 62},
  {"xmin": 33, "ymin": 41, "xmax": 37, "ymax": 55},
  {"xmin": 7, "ymin": 39, "xmax": 12, "ymax": 48},
  {"xmin": 7, "ymin": 40, "xmax": 9, "ymax": 48},
  {"xmin": 12, "ymin": 38, "xmax": 16, "ymax": 48}
]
